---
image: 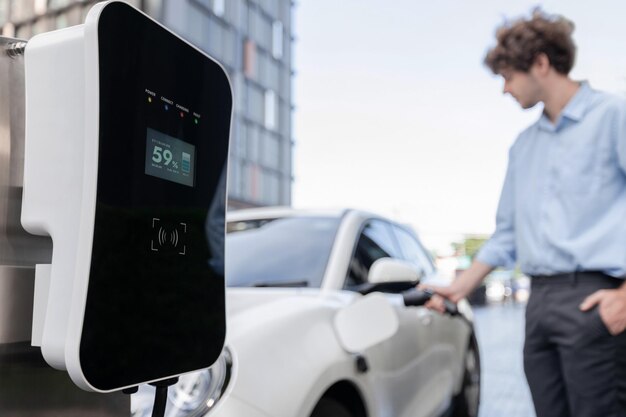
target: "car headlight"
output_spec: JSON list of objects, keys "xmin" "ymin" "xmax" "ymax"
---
[{"xmin": 131, "ymin": 347, "xmax": 234, "ymax": 417}]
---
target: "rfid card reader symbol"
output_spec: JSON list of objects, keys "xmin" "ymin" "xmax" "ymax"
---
[
  {"xmin": 157, "ymin": 227, "xmax": 178, "ymax": 247},
  {"xmin": 151, "ymin": 218, "xmax": 187, "ymax": 255}
]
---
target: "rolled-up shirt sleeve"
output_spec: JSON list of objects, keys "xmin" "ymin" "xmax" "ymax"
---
[{"xmin": 476, "ymin": 147, "xmax": 517, "ymax": 269}]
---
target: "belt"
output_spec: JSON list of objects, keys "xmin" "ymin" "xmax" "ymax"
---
[{"xmin": 530, "ymin": 271, "xmax": 619, "ymax": 287}]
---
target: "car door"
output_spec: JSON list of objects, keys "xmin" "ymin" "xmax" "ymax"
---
[
  {"xmin": 345, "ymin": 220, "xmax": 448, "ymax": 417},
  {"xmin": 391, "ymin": 225, "xmax": 461, "ymax": 414}
]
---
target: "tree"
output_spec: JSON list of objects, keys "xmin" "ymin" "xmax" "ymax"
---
[{"xmin": 453, "ymin": 236, "xmax": 489, "ymax": 260}]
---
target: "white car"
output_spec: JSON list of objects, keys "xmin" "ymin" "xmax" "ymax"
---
[{"xmin": 133, "ymin": 208, "xmax": 480, "ymax": 417}]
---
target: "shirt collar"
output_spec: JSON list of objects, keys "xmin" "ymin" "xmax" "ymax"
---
[{"xmin": 537, "ymin": 81, "xmax": 592, "ymax": 132}]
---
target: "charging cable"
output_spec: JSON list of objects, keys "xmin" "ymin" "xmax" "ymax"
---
[
  {"xmin": 123, "ymin": 377, "xmax": 179, "ymax": 417},
  {"xmin": 150, "ymin": 378, "xmax": 178, "ymax": 417}
]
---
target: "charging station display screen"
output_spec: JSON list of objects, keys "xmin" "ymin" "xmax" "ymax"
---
[{"xmin": 145, "ymin": 128, "xmax": 196, "ymax": 187}]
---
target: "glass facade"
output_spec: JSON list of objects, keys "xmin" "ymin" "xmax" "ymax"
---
[{"xmin": 2, "ymin": 0, "xmax": 295, "ymax": 209}]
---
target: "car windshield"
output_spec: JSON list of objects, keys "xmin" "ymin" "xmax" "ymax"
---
[{"xmin": 226, "ymin": 216, "xmax": 341, "ymax": 288}]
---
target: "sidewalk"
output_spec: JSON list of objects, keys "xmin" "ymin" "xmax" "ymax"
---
[{"xmin": 473, "ymin": 303, "xmax": 536, "ymax": 417}]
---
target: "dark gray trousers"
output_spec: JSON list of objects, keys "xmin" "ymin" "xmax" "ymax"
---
[{"xmin": 524, "ymin": 272, "xmax": 626, "ymax": 417}]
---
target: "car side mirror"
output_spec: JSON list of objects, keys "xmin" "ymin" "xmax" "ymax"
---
[
  {"xmin": 368, "ymin": 258, "xmax": 422, "ymax": 284},
  {"xmin": 334, "ymin": 293, "xmax": 399, "ymax": 353}
]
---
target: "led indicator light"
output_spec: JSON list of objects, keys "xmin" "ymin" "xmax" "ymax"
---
[
  {"xmin": 180, "ymin": 112, "xmax": 184, "ymax": 118},
  {"xmin": 148, "ymin": 96, "xmax": 152, "ymax": 103},
  {"xmin": 164, "ymin": 104, "xmax": 169, "ymax": 111},
  {"xmin": 194, "ymin": 118, "xmax": 198, "ymax": 124}
]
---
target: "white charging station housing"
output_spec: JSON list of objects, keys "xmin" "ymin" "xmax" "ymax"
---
[{"xmin": 22, "ymin": 1, "xmax": 231, "ymax": 392}]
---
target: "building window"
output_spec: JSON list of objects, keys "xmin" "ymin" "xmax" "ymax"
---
[
  {"xmin": 263, "ymin": 133, "xmax": 280, "ymax": 170},
  {"xmin": 236, "ymin": 123, "xmax": 244, "ymax": 158},
  {"xmin": 206, "ymin": 17, "xmax": 224, "ymax": 59},
  {"xmin": 280, "ymin": 0, "xmax": 291, "ymax": 24},
  {"xmin": 243, "ymin": 39, "xmax": 257, "ymax": 79},
  {"xmin": 213, "ymin": 0, "xmax": 225, "ymax": 17},
  {"xmin": 281, "ymin": 174, "xmax": 290, "ymax": 204},
  {"xmin": 221, "ymin": 27, "xmax": 235, "ymax": 67},
  {"xmin": 261, "ymin": 0, "xmax": 279, "ymax": 19},
  {"xmin": 281, "ymin": 66, "xmax": 291, "ymax": 98},
  {"xmin": 280, "ymin": 101, "xmax": 291, "ymax": 134},
  {"xmin": 246, "ymin": 163, "xmax": 261, "ymax": 201},
  {"xmin": 255, "ymin": 9, "xmax": 271, "ymax": 50},
  {"xmin": 281, "ymin": 137, "xmax": 292, "ymax": 177},
  {"xmin": 247, "ymin": 84, "xmax": 264, "ymax": 125},
  {"xmin": 262, "ymin": 171, "xmax": 280, "ymax": 205},
  {"xmin": 228, "ymin": 157, "xmax": 241, "ymax": 198},
  {"xmin": 234, "ymin": 73, "xmax": 246, "ymax": 114},
  {"xmin": 247, "ymin": 124, "xmax": 260, "ymax": 162},
  {"xmin": 272, "ymin": 21, "xmax": 283, "ymax": 59},
  {"xmin": 180, "ymin": 4, "xmax": 205, "ymax": 49},
  {"xmin": 268, "ymin": 58, "xmax": 280, "ymax": 91},
  {"xmin": 264, "ymin": 90, "xmax": 277, "ymax": 130},
  {"xmin": 256, "ymin": 50, "xmax": 267, "ymax": 84}
]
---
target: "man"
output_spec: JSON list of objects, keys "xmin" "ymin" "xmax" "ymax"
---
[{"xmin": 424, "ymin": 10, "xmax": 626, "ymax": 417}]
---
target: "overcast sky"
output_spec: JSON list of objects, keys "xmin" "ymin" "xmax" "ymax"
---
[{"xmin": 292, "ymin": 0, "xmax": 626, "ymax": 254}]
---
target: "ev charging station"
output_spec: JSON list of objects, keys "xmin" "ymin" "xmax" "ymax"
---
[{"xmin": 1, "ymin": 0, "xmax": 231, "ymax": 411}]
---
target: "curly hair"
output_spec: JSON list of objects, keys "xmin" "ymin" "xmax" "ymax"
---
[{"xmin": 484, "ymin": 9, "xmax": 576, "ymax": 75}]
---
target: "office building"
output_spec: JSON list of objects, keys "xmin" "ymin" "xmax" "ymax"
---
[{"xmin": 1, "ymin": 0, "xmax": 295, "ymax": 209}]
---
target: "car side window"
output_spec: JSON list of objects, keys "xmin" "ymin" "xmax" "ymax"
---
[
  {"xmin": 345, "ymin": 220, "xmax": 401, "ymax": 288},
  {"xmin": 392, "ymin": 226, "xmax": 435, "ymax": 277}
]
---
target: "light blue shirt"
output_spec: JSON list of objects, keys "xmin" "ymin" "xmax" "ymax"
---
[{"xmin": 476, "ymin": 82, "xmax": 626, "ymax": 278}]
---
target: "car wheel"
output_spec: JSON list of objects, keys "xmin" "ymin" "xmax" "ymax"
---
[
  {"xmin": 452, "ymin": 333, "xmax": 481, "ymax": 417},
  {"xmin": 310, "ymin": 397, "xmax": 353, "ymax": 417}
]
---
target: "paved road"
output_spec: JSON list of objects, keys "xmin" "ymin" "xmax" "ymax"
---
[{"xmin": 473, "ymin": 303, "xmax": 536, "ymax": 417}]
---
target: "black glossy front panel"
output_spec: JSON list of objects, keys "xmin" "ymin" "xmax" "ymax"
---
[{"xmin": 80, "ymin": 2, "xmax": 231, "ymax": 391}]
